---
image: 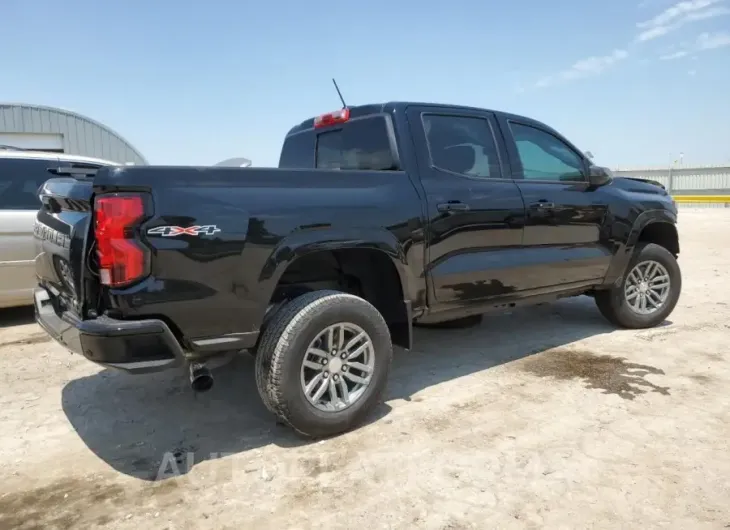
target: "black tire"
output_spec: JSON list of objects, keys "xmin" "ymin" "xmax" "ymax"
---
[
  {"xmin": 254, "ymin": 290, "xmax": 393, "ymax": 438},
  {"xmin": 595, "ymin": 243, "xmax": 681, "ymax": 329}
]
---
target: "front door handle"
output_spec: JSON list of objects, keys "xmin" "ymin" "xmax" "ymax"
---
[
  {"xmin": 530, "ymin": 201, "xmax": 555, "ymax": 209},
  {"xmin": 437, "ymin": 201, "xmax": 470, "ymax": 212}
]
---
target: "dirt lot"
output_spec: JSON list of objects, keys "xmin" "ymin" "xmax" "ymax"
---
[{"xmin": 1, "ymin": 209, "xmax": 729, "ymax": 530}]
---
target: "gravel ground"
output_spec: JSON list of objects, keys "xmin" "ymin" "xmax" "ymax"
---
[{"xmin": 1, "ymin": 209, "xmax": 729, "ymax": 530}]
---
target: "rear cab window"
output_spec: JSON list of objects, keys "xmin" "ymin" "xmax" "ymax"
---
[
  {"xmin": 0, "ymin": 157, "xmax": 59, "ymax": 210},
  {"xmin": 279, "ymin": 113, "xmax": 400, "ymax": 171}
]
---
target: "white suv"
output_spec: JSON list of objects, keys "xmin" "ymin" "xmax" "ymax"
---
[{"xmin": 0, "ymin": 149, "xmax": 119, "ymax": 309}]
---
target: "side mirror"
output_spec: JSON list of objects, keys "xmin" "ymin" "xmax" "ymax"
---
[{"xmin": 588, "ymin": 165, "xmax": 612, "ymax": 186}]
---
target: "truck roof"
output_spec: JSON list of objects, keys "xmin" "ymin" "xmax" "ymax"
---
[{"xmin": 285, "ymin": 101, "xmax": 548, "ymax": 137}]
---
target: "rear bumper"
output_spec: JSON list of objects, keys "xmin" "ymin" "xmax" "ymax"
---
[{"xmin": 34, "ymin": 287, "xmax": 184, "ymax": 374}]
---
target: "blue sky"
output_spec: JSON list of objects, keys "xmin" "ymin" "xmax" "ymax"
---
[{"xmin": 2, "ymin": 0, "xmax": 729, "ymax": 168}]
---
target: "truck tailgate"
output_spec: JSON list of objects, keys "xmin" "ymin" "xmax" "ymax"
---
[{"xmin": 34, "ymin": 177, "xmax": 94, "ymax": 314}]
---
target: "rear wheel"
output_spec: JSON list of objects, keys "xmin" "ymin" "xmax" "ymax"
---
[
  {"xmin": 595, "ymin": 243, "xmax": 681, "ymax": 329},
  {"xmin": 255, "ymin": 290, "xmax": 393, "ymax": 437}
]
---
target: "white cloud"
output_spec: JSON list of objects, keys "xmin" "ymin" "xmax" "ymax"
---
[
  {"xmin": 639, "ymin": 26, "xmax": 674, "ymax": 40},
  {"xmin": 530, "ymin": 2, "xmax": 728, "ymax": 89},
  {"xmin": 659, "ymin": 30, "xmax": 730, "ymax": 58},
  {"xmin": 684, "ymin": 5, "xmax": 730, "ymax": 20},
  {"xmin": 635, "ymin": 0, "xmax": 730, "ymax": 41},
  {"xmin": 696, "ymin": 30, "xmax": 730, "ymax": 48},
  {"xmin": 660, "ymin": 49, "xmax": 690, "ymax": 58},
  {"xmin": 535, "ymin": 49, "xmax": 629, "ymax": 88},
  {"xmin": 637, "ymin": 0, "xmax": 716, "ymax": 27}
]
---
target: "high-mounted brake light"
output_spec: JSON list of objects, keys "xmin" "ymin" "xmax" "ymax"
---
[
  {"xmin": 314, "ymin": 108, "xmax": 350, "ymax": 129},
  {"xmin": 94, "ymin": 193, "xmax": 149, "ymax": 287}
]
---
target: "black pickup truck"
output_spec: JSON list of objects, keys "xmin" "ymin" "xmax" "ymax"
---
[{"xmin": 33, "ymin": 102, "xmax": 681, "ymax": 437}]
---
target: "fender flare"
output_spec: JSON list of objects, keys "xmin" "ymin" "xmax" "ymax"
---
[
  {"xmin": 604, "ymin": 208, "xmax": 678, "ymax": 286},
  {"xmin": 626, "ymin": 209, "xmax": 678, "ymax": 249},
  {"xmin": 257, "ymin": 226, "xmax": 413, "ymax": 312}
]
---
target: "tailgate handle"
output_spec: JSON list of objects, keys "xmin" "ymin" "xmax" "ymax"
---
[
  {"xmin": 437, "ymin": 201, "xmax": 470, "ymax": 212},
  {"xmin": 40, "ymin": 195, "xmax": 62, "ymax": 213}
]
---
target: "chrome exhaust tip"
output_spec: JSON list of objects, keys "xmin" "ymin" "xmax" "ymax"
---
[{"xmin": 189, "ymin": 362, "xmax": 214, "ymax": 392}]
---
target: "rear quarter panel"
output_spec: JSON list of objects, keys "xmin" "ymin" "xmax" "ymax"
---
[{"xmin": 95, "ymin": 166, "xmax": 425, "ymax": 345}]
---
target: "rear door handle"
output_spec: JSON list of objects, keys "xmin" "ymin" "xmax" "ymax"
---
[
  {"xmin": 437, "ymin": 201, "xmax": 470, "ymax": 212},
  {"xmin": 530, "ymin": 201, "xmax": 555, "ymax": 209}
]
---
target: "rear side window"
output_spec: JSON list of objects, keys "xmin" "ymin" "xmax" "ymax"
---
[
  {"xmin": 315, "ymin": 116, "xmax": 398, "ymax": 171},
  {"xmin": 279, "ymin": 132, "xmax": 315, "ymax": 169},
  {"xmin": 0, "ymin": 157, "xmax": 57, "ymax": 210},
  {"xmin": 422, "ymin": 114, "xmax": 502, "ymax": 179}
]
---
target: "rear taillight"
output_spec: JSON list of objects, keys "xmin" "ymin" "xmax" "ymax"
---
[{"xmin": 94, "ymin": 193, "xmax": 150, "ymax": 287}]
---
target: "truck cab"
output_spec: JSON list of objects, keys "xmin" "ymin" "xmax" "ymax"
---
[{"xmin": 279, "ymin": 102, "xmax": 678, "ymax": 323}]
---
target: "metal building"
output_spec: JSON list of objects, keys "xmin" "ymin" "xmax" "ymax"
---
[
  {"xmin": 613, "ymin": 164, "xmax": 730, "ymax": 208},
  {"xmin": 0, "ymin": 103, "xmax": 147, "ymax": 164}
]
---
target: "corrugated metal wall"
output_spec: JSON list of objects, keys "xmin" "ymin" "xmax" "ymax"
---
[
  {"xmin": 0, "ymin": 104, "xmax": 147, "ymax": 164},
  {"xmin": 613, "ymin": 166, "xmax": 730, "ymax": 194}
]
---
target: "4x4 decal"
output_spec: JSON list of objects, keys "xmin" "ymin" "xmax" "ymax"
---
[{"xmin": 147, "ymin": 225, "xmax": 221, "ymax": 237}]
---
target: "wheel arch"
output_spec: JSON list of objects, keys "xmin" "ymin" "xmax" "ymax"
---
[
  {"xmin": 626, "ymin": 209, "xmax": 679, "ymax": 254},
  {"xmin": 633, "ymin": 220, "xmax": 679, "ymax": 257},
  {"xmin": 256, "ymin": 228, "xmax": 414, "ymax": 349},
  {"xmin": 602, "ymin": 208, "xmax": 679, "ymax": 287}
]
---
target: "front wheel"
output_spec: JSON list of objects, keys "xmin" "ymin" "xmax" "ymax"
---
[
  {"xmin": 595, "ymin": 243, "xmax": 681, "ymax": 329},
  {"xmin": 255, "ymin": 290, "xmax": 393, "ymax": 438}
]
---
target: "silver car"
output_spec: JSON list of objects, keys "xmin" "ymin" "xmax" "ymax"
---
[{"xmin": 0, "ymin": 149, "xmax": 119, "ymax": 309}]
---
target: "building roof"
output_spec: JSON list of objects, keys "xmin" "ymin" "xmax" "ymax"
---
[
  {"xmin": 0, "ymin": 103, "xmax": 148, "ymax": 164},
  {"xmin": 0, "ymin": 148, "xmax": 122, "ymax": 166}
]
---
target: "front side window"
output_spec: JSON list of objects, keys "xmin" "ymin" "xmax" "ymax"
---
[
  {"xmin": 422, "ymin": 114, "xmax": 502, "ymax": 179},
  {"xmin": 509, "ymin": 122, "xmax": 585, "ymax": 182},
  {"xmin": 0, "ymin": 158, "xmax": 56, "ymax": 210},
  {"xmin": 315, "ymin": 116, "xmax": 398, "ymax": 171}
]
